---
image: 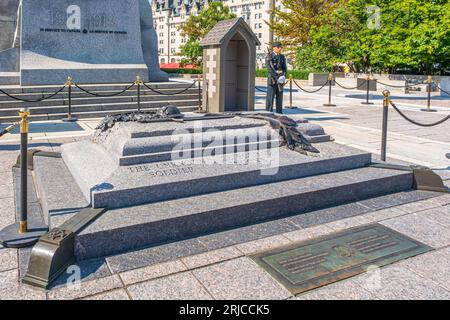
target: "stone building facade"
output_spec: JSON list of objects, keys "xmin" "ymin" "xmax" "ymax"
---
[{"xmin": 152, "ymin": 0, "xmax": 285, "ymax": 68}]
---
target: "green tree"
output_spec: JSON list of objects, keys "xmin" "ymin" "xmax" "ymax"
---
[
  {"xmin": 178, "ymin": 2, "xmax": 236, "ymax": 66},
  {"xmin": 270, "ymin": 0, "xmax": 342, "ymax": 53},
  {"xmin": 292, "ymin": 0, "xmax": 450, "ymax": 74}
]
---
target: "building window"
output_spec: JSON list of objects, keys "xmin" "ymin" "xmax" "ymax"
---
[
  {"xmin": 160, "ymin": 58, "xmax": 165, "ymax": 63},
  {"xmin": 171, "ymin": 58, "xmax": 176, "ymax": 63},
  {"xmin": 171, "ymin": 48, "xmax": 176, "ymax": 54},
  {"xmin": 159, "ymin": 40, "xmax": 164, "ymax": 44},
  {"xmin": 171, "ymin": 39, "xmax": 176, "ymax": 44}
]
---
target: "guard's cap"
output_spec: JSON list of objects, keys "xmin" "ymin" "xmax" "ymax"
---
[{"xmin": 272, "ymin": 41, "xmax": 282, "ymax": 48}]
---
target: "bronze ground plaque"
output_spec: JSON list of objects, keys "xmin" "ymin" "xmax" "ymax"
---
[{"xmin": 251, "ymin": 224, "xmax": 432, "ymax": 295}]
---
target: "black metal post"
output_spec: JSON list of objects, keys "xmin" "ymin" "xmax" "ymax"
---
[
  {"xmin": 289, "ymin": 75, "xmax": 293, "ymax": 109},
  {"xmin": 136, "ymin": 76, "xmax": 142, "ymax": 112},
  {"xmin": 19, "ymin": 109, "xmax": 28, "ymax": 234},
  {"xmin": 421, "ymin": 76, "xmax": 437, "ymax": 112},
  {"xmin": 63, "ymin": 77, "xmax": 77, "ymax": 122},
  {"xmin": 0, "ymin": 108, "xmax": 48, "ymax": 248},
  {"xmin": 198, "ymin": 80, "xmax": 202, "ymax": 111},
  {"xmin": 323, "ymin": 73, "xmax": 336, "ymax": 107},
  {"xmin": 381, "ymin": 90, "xmax": 390, "ymax": 162},
  {"xmin": 361, "ymin": 76, "xmax": 374, "ymax": 105}
]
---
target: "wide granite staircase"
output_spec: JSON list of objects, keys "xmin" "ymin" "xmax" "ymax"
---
[{"xmin": 0, "ymin": 81, "xmax": 200, "ymax": 123}]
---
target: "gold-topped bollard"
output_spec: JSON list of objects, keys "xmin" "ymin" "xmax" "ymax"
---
[
  {"xmin": 288, "ymin": 74, "xmax": 294, "ymax": 109},
  {"xmin": 0, "ymin": 108, "xmax": 48, "ymax": 247},
  {"xmin": 135, "ymin": 75, "xmax": 143, "ymax": 112},
  {"xmin": 19, "ymin": 108, "xmax": 30, "ymax": 233},
  {"xmin": 421, "ymin": 75, "xmax": 437, "ymax": 112},
  {"xmin": 323, "ymin": 73, "xmax": 336, "ymax": 107},
  {"xmin": 63, "ymin": 76, "xmax": 78, "ymax": 122},
  {"xmin": 361, "ymin": 74, "xmax": 374, "ymax": 105},
  {"xmin": 380, "ymin": 90, "xmax": 390, "ymax": 162}
]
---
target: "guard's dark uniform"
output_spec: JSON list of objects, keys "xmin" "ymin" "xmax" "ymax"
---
[{"xmin": 266, "ymin": 51, "xmax": 287, "ymax": 114}]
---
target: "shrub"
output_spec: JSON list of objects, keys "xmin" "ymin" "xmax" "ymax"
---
[{"xmin": 255, "ymin": 69, "xmax": 311, "ymax": 80}]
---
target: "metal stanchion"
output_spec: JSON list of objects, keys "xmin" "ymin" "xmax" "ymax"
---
[
  {"xmin": 421, "ymin": 76, "xmax": 437, "ymax": 112},
  {"xmin": 361, "ymin": 75, "xmax": 374, "ymax": 105},
  {"xmin": 62, "ymin": 77, "xmax": 78, "ymax": 122},
  {"xmin": 135, "ymin": 75, "xmax": 143, "ymax": 112},
  {"xmin": 380, "ymin": 90, "xmax": 390, "ymax": 162},
  {"xmin": 198, "ymin": 79, "xmax": 202, "ymax": 111},
  {"xmin": 286, "ymin": 74, "xmax": 297, "ymax": 109},
  {"xmin": 0, "ymin": 108, "xmax": 48, "ymax": 248},
  {"xmin": 323, "ymin": 73, "xmax": 336, "ymax": 107}
]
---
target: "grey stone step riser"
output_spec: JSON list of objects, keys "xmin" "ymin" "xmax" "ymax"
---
[
  {"xmin": 0, "ymin": 105, "xmax": 198, "ymax": 122},
  {"xmin": 0, "ymin": 94, "xmax": 198, "ymax": 109},
  {"xmin": 0, "ymin": 89, "xmax": 199, "ymax": 102},
  {"xmin": 0, "ymin": 83, "xmax": 198, "ymax": 95},
  {"xmin": 119, "ymin": 141, "xmax": 279, "ymax": 165},
  {"xmin": 76, "ymin": 171, "xmax": 413, "ymax": 260},
  {"xmin": 0, "ymin": 100, "xmax": 199, "ymax": 117},
  {"xmin": 92, "ymin": 154, "xmax": 372, "ymax": 208}
]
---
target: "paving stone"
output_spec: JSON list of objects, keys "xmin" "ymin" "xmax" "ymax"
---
[
  {"xmin": 127, "ymin": 271, "xmax": 213, "ymax": 300},
  {"xmin": 0, "ymin": 186, "xmax": 14, "ymax": 199},
  {"xmin": 282, "ymin": 225, "xmax": 335, "ymax": 243},
  {"xmin": 119, "ymin": 260, "xmax": 187, "ymax": 286},
  {"xmin": 415, "ymin": 205, "xmax": 450, "ymax": 228},
  {"xmin": 324, "ymin": 215, "xmax": 372, "ymax": 231},
  {"xmin": 106, "ymin": 238, "xmax": 208, "ymax": 274},
  {"xmin": 395, "ymin": 198, "xmax": 443, "ymax": 214},
  {"xmin": 398, "ymin": 248, "xmax": 450, "ymax": 291},
  {"xmin": 381, "ymin": 213, "xmax": 450, "ymax": 249},
  {"xmin": 433, "ymin": 194, "xmax": 450, "ymax": 206},
  {"xmin": 352, "ymin": 264, "xmax": 450, "ymax": 300},
  {"xmin": 192, "ymin": 257, "xmax": 292, "ymax": 300},
  {"xmin": 0, "ymin": 269, "xmax": 46, "ymax": 300},
  {"xmin": 288, "ymin": 203, "xmax": 371, "ymax": 228},
  {"xmin": 295, "ymin": 278, "xmax": 376, "ymax": 300},
  {"xmin": 361, "ymin": 207, "xmax": 406, "ymax": 223},
  {"xmin": 47, "ymin": 275, "xmax": 123, "ymax": 300},
  {"xmin": 181, "ymin": 246, "xmax": 242, "ymax": 269},
  {"xmin": 236, "ymin": 235, "xmax": 291, "ymax": 255},
  {"xmin": 359, "ymin": 191, "xmax": 439, "ymax": 210},
  {"xmin": 82, "ymin": 289, "xmax": 130, "ymax": 300},
  {"xmin": 198, "ymin": 219, "xmax": 298, "ymax": 250},
  {"xmin": 50, "ymin": 258, "xmax": 112, "ymax": 290},
  {"xmin": 0, "ymin": 248, "xmax": 18, "ymax": 272}
]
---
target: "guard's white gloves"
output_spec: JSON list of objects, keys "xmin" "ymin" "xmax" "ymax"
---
[{"xmin": 278, "ymin": 76, "xmax": 286, "ymax": 84}]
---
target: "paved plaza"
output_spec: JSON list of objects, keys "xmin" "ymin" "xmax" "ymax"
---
[{"xmin": 0, "ymin": 83, "xmax": 449, "ymax": 300}]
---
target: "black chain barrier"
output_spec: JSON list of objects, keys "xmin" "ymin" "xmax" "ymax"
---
[
  {"xmin": 293, "ymin": 79, "xmax": 329, "ymax": 93},
  {"xmin": 436, "ymin": 84, "xmax": 450, "ymax": 96},
  {"xmin": 0, "ymin": 85, "xmax": 67, "ymax": 103},
  {"xmin": 74, "ymin": 82, "xmax": 135, "ymax": 97},
  {"xmin": 255, "ymin": 86, "xmax": 268, "ymax": 93},
  {"xmin": 334, "ymin": 80, "xmax": 367, "ymax": 90},
  {"xmin": 375, "ymin": 80, "xmax": 428, "ymax": 88},
  {"xmin": 255, "ymin": 79, "xmax": 290, "ymax": 94},
  {"xmin": 142, "ymin": 81, "xmax": 197, "ymax": 95},
  {"xmin": 389, "ymin": 100, "xmax": 450, "ymax": 127}
]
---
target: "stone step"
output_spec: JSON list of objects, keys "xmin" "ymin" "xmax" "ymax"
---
[
  {"xmin": 0, "ymin": 93, "xmax": 199, "ymax": 113},
  {"xmin": 74, "ymin": 166, "xmax": 413, "ymax": 260},
  {"xmin": 0, "ymin": 101, "xmax": 199, "ymax": 122},
  {"xmin": 0, "ymin": 72, "xmax": 20, "ymax": 85},
  {"xmin": 61, "ymin": 140, "xmax": 372, "ymax": 208},
  {"xmin": 0, "ymin": 87, "xmax": 199, "ymax": 102}
]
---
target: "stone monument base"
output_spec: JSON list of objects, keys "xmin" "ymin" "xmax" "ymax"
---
[{"xmin": 28, "ymin": 112, "xmax": 418, "ymax": 261}]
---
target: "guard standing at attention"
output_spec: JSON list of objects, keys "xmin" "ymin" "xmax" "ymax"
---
[{"xmin": 266, "ymin": 42, "xmax": 287, "ymax": 114}]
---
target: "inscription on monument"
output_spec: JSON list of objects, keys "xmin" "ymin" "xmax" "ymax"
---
[
  {"xmin": 41, "ymin": 4, "xmax": 126, "ymax": 35},
  {"xmin": 128, "ymin": 162, "xmax": 194, "ymax": 177}
]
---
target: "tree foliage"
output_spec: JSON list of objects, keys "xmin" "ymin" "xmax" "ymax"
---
[
  {"xmin": 178, "ymin": 2, "xmax": 236, "ymax": 66},
  {"xmin": 274, "ymin": 0, "xmax": 450, "ymax": 74}
]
